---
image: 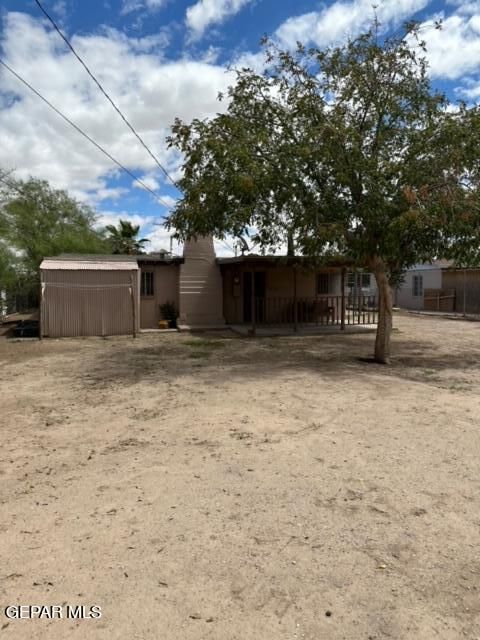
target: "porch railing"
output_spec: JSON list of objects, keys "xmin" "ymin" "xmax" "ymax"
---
[{"xmin": 251, "ymin": 295, "xmax": 377, "ymax": 327}]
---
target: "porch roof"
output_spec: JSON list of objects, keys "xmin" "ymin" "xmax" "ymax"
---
[{"xmin": 216, "ymin": 254, "xmax": 354, "ymax": 268}]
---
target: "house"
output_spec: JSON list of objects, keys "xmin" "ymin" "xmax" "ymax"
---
[
  {"xmin": 394, "ymin": 260, "xmax": 480, "ymax": 314},
  {"xmin": 39, "ymin": 237, "xmax": 378, "ymax": 338},
  {"xmin": 394, "ymin": 261, "xmax": 452, "ymax": 311}
]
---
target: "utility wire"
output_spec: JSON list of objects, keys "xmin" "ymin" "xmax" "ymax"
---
[
  {"xmin": 0, "ymin": 171, "xmax": 25, "ymax": 197},
  {"xmin": 0, "ymin": 58, "xmax": 173, "ymax": 209},
  {"xmin": 219, "ymin": 239, "xmax": 235, "ymax": 254},
  {"xmin": 35, "ymin": 0, "xmax": 181, "ymax": 192}
]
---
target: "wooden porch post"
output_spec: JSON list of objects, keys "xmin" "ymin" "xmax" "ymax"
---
[
  {"xmin": 341, "ymin": 267, "xmax": 346, "ymax": 331},
  {"xmin": 251, "ymin": 268, "xmax": 256, "ymax": 336},
  {"xmin": 293, "ymin": 265, "xmax": 298, "ymax": 333},
  {"xmin": 130, "ymin": 273, "xmax": 137, "ymax": 338}
]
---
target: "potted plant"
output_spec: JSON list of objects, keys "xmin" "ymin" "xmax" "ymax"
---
[{"xmin": 159, "ymin": 301, "xmax": 177, "ymax": 329}]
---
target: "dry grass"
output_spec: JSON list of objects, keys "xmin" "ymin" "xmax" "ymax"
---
[{"xmin": 1, "ymin": 312, "xmax": 480, "ymax": 639}]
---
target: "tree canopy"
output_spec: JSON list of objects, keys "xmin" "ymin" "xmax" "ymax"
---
[
  {"xmin": 105, "ymin": 219, "xmax": 149, "ymax": 255},
  {"xmin": 167, "ymin": 23, "xmax": 480, "ymax": 362},
  {"xmin": 0, "ymin": 175, "xmax": 108, "ymax": 303}
]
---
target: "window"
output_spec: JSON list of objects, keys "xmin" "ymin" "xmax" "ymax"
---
[
  {"xmin": 141, "ymin": 271, "xmax": 154, "ymax": 296},
  {"xmin": 317, "ymin": 272, "xmax": 330, "ymax": 295},
  {"xmin": 347, "ymin": 272, "xmax": 371, "ymax": 289},
  {"xmin": 412, "ymin": 274, "xmax": 423, "ymax": 297}
]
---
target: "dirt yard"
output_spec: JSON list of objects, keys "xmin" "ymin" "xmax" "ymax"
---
[{"xmin": 1, "ymin": 313, "xmax": 480, "ymax": 640}]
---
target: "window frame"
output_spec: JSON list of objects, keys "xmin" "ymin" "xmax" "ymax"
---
[
  {"xmin": 412, "ymin": 274, "xmax": 423, "ymax": 297},
  {"xmin": 141, "ymin": 271, "xmax": 154, "ymax": 297},
  {"xmin": 361, "ymin": 273, "xmax": 371, "ymax": 289},
  {"xmin": 316, "ymin": 272, "xmax": 330, "ymax": 295},
  {"xmin": 347, "ymin": 272, "xmax": 371, "ymax": 290}
]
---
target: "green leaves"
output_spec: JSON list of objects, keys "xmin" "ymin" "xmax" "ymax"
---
[
  {"xmin": 104, "ymin": 219, "xmax": 149, "ymax": 255},
  {"xmin": 167, "ymin": 23, "xmax": 480, "ymax": 273},
  {"xmin": 0, "ymin": 177, "xmax": 108, "ymax": 283}
]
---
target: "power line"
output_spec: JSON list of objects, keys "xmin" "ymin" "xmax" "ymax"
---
[
  {"xmin": 35, "ymin": 0, "xmax": 181, "ymax": 192},
  {"xmin": 0, "ymin": 171, "xmax": 25, "ymax": 197},
  {"xmin": 219, "ymin": 239, "xmax": 235, "ymax": 254},
  {"xmin": 0, "ymin": 58, "xmax": 173, "ymax": 209}
]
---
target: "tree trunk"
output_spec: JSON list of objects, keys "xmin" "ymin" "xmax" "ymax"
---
[{"xmin": 372, "ymin": 261, "xmax": 393, "ymax": 364}]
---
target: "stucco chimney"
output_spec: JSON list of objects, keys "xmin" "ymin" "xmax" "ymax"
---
[{"xmin": 178, "ymin": 236, "xmax": 225, "ymax": 328}]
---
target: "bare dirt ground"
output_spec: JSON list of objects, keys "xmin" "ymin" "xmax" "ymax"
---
[{"xmin": 1, "ymin": 313, "xmax": 480, "ymax": 640}]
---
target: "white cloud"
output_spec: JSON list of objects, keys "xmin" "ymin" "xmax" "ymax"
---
[
  {"xmin": 121, "ymin": 0, "xmax": 167, "ymax": 16},
  {"xmin": 146, "ymin": 223, "xmax": 182, "ymax": 253},
  {"xmin": 95, "ymin": 211, "xmax": 155, "ymax": 230},
  {"xmin": 52, "ymin": 1, "xmax": 68, "ymax": 22},
  {"xmin": 213, "ymin": 236, "xmax": 236, "ymax": 256},
  {"xmin": 413, "ymin": 13, "xmax": 480, "ymax": 79},
  {"xmin": 275, "ymin": 0, "xmax": 431, "ymax": 49},
  {"xmin": 133, "ymin": 175, "xmax": 161, "ymax": 191},
  {"xmin": 0, "ymin": 11, "xmax": 233, "ymax": 205},
  {"xmin": 232, "ymin": 49, "xmax": 267, "ymax": 73},
  {"xmin": 186, "ymin": 0, "xmax": 254, "ymax": 39}
]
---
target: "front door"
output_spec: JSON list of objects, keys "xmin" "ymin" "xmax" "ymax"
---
[
  {"xmin": 243, "ymin": 271, "xmax": 266, "ymax": 322},
  {"xmin": 140, "ymin": 269, "xmax": 158, "ymax": 329}
]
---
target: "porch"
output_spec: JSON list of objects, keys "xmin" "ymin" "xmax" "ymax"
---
[{"xmin": 218, "ymin": 256, "xmax": 378, "ymax": 335}]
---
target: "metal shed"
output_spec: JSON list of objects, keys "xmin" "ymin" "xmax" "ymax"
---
[{"xmin": 40, "ymin": 255, "xmax": 140, "ymax": 338}]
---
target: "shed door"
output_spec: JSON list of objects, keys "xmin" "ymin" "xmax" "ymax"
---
[{"xmin": 42, "ymin": 273, "xmax": 136, "ymax": 337}]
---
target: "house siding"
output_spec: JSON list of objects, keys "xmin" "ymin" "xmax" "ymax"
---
[
  {"xmin": 139, "ymin": 264, "xmax": 179, "ymax": 329},
  {"xmin": 395, "ymin": 265, "xmax": 443, "ymax": 310}
]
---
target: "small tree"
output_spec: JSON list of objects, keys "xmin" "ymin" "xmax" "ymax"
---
[
  {"xmin": 0, "ymin": 176, "xmax": 107, "ymax": 282},
  {"xmin": 105, "ymin": 219, "xmax": 149, "ymax": 255},
  {"xmin": 167, "ymin": 24, "xmax": 480, "ymax": 363}
]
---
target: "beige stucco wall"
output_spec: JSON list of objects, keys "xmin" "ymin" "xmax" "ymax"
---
[
  {"xmin": 140, "ymin": 264, "xmax": 179, "ymax": 329},
  {"xmin": 179, "ymin": 237, "xmax": 224, "ymax": 327}
]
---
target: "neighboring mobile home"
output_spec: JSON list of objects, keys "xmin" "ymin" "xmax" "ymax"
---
[
  {"xmin": 393, "ymin": 260, "xmax": 480, "ymax": 314},
  {"xmin": 395, "ymin": 261, "xmax": 451, "ymax": 311}
]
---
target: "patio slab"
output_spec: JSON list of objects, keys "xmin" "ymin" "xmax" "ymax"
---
[{"xmin": 229, "ymin": 323, "xmax": 376, "ymax": 336}]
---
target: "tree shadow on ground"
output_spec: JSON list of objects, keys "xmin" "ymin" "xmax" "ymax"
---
[{"xmin": 86, "ymin": 328, "xmax": 480, "ymax": 393}]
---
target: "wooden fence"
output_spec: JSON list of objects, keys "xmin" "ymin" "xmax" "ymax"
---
[{"xmin": 423, "ymin": 289, "xmax": 456, "ymax": 312}]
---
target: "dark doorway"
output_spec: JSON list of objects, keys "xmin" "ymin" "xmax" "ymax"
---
[{"xmin": 243, "ymin": 271, "xmax": 266, "ymax": 322}]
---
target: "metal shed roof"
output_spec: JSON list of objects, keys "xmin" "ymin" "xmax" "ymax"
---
[{"xmin": 41, "ymin": 256, "xmax": 139, "ymax": 270}]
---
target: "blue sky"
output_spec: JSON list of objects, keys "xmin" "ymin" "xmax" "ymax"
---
[{"xmin": 1, "ymin": 0, "xmax": 479, "ymax": 254}]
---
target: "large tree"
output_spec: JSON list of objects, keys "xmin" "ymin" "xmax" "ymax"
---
[
  {"xmin": 167, "ymin": 24, "xmax": 480, "ymax": 363},
  {"xmin": 0, "ymin": 176, "xmax": 108, "ymax": 282},
  {"xmin": 105, "ymin": 219, "xmax": 149, "ymax": 255}
]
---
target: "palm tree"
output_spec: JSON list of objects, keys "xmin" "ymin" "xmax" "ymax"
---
[{"xmin": 105, "ymin": 219, "xmax": 149, "ymax": 255}]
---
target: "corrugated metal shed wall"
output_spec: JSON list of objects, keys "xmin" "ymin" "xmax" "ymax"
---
[{"xmin": 40, "ymin": 268, "xmax": 140, "ymax": 337}]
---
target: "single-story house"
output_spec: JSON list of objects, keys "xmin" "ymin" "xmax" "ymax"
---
[
  {"xmin": 394, "ymin": 260, "xmax": 480, "ymax": 314},
  {"xmin": 394, "ymin": 261, "xmax": 452, "ymax": 311},
  {"xmin": 39, "ymin": 237, "xmax": 378, "ymax": 338}
]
